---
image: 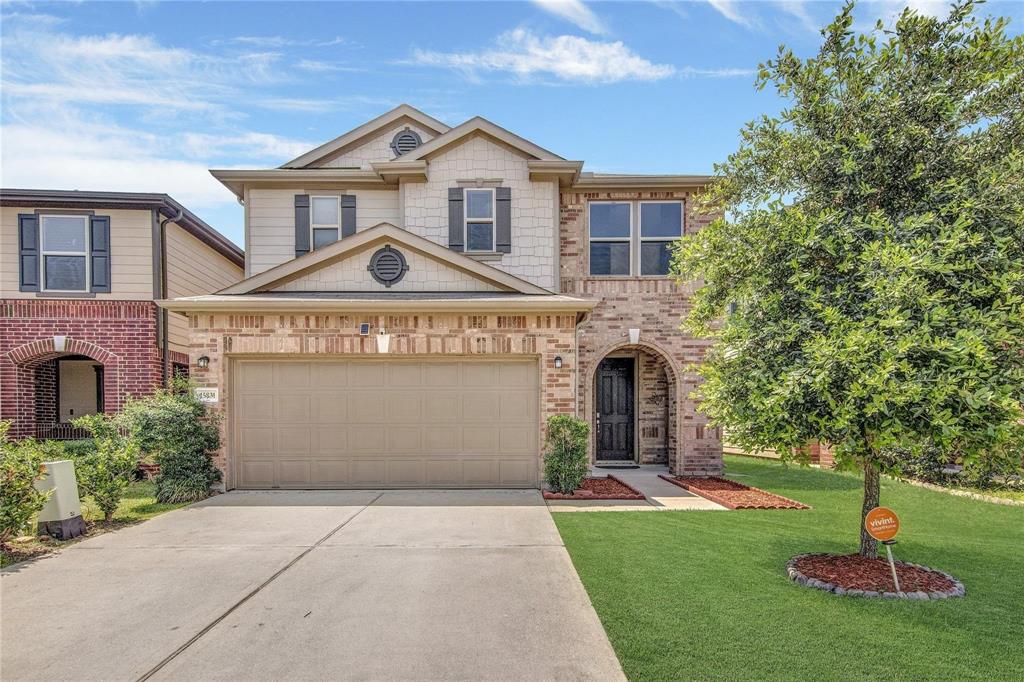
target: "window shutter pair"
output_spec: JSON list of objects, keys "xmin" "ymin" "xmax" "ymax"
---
[
  {"xmin": 447, "ymin": 187, "xmax": 511, "ymax": 253},
  {"xmin": 294, "ymin": 194, "xmax": 356, "ymax": 257},
  {"xmin": 18, "ymin": 214, "xmax": 110, "ymax": 293}
]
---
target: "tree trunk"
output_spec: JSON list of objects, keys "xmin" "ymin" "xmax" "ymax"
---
[{"xmin": 859, "ymin": 461, "xmax": 880, "ymax": 558}]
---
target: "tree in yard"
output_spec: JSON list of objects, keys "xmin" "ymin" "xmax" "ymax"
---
[{"xmin": 674, "ymin": 1, "xmax": 1024, "ymax": 557}]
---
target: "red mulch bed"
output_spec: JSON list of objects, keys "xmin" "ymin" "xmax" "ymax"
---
[
  {"xmin": 791, "ymin": 553, "xmax": 959, "ymax": 595},
  {"xmin": 659, "ymin": 475, "xmax": 810, "ymax": 509},
  {"xmin": 543, "ymin": 475, "xmax": 646, "ymax": 500}
]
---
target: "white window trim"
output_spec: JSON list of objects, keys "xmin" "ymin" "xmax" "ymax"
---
[
  {"xmin": 310, "ymin": 195, "xmax": 341, "ymax": 249},
  {"xmin": 638, "ymin": 200, "xmax": 684, "ymax": 277},
  {"xmin": 40, "ymin": 214, "xmax": 90, "ymax": 292},
  {"xmin": 464, "ymin": 187, "xmax": 496, "ymax": 253},
  {"xmin": 588, "ymin": 201, "xmax": 633, "ymax": 276}
]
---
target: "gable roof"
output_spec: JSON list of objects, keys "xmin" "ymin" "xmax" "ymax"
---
[
  {"xmin": 217, "ymin": 222, "xmax": 552, "ymax": 296},
  {"xmin": 282, "ymin": 104, "xmax": 450, "ymax": 169},
  {"xmin": 398, "ymin": 116, "xmax": 563, "ymax": 162}
]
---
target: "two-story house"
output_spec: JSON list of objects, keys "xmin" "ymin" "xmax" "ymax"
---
[
  {"xmin": 161, "ymin": 105, "xmax": 723, "ymax": 489},
  {"xmin": 1, "ymin": 190, "xmax": 244, "ymax": 439}
]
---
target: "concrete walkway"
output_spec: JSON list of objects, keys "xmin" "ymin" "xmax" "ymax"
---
[
  {"xmin": 545, "ymin": 466, "xmax": 728, "ymax": 512},
  {"xmin": 1, "ymin": 490, "xmax": 624, "ymax": 681}
]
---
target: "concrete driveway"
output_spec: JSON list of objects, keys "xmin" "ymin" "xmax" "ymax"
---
[{"xmin": 1, "ymin": 490, "xmax": 624, "ymax": 681}]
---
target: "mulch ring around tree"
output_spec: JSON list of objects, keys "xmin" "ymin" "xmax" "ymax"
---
[
  {"xmin": 658, "ymin": 475, "xmax": 810, "ymax": 509},
  {"xmin": 543, "ymin": 475, "xmax": 646, "ymax": 500},
  {"xmin": 787, "ymin": 553, "xmax": 965, "ymax": 599}
]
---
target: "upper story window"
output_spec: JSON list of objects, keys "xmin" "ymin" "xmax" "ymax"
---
[
  {"xmin": 41, "ymin": 215, "xmax": 89, "ymax": 291},
  {"xmin": 588, "ymin": 200, "xmax": 683, "ymax": 276},
  {"xmin": 311, "ymin": 196, "xmax": 341, "ymax": 249},
  {"xmin": 464, "ymin": 188, "xmax": 495, "ymax": 252}
]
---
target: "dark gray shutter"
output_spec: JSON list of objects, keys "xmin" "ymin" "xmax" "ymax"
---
[
  {"xmin": 295, "ymin": 194, "xmax": 310, "ymax": 257},
  {"xmin": 89, "ymin": 215, "xmax": 111, "ymax": 293},
  {"xmin": 341, "ymin": 194, "xmax": 356, "ymax": 238},
  {"xmin": 448, "ymin": 188, "xmax": 464, "ymax": 252},
  {"xmin": 18, "ymin": 214, "xmax": 39, "ymax": 291},
  {"xmin": 495, "ymin": 187, "xmax": 512, "ymax": 254}
]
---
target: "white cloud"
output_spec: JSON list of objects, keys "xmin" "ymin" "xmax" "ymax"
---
[
  {"xmin": 530, "ymin": 0, "xmax": 608, "ymax": 35},
  {"xmin": 706, "ymin": 0, "xmax": 758, "ymax": 28},
  {"xmin": 214, "ymin": 35, "xmax": 350, "ymax": 48},
  {"xmin": 295, "ymin": 59, "xmax": 364, "ymax": 73},
  {"xmin": 777, "ymin": 1, "xmax": 820, "ymax": 34},
  {"xmin": 678, "ymin": 66, "xmax": 756, "ymax": 78},
  {"xmin": 412, "ymin": 29, "xmax": 675, "ymax": 84}
]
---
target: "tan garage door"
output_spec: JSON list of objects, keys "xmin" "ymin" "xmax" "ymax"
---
[{"xmin": 232, "ymin": 359, "xmax": 539, "ymax": 489}]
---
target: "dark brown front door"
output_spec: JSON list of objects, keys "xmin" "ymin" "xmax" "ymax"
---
[{"xmin": 596, "ymin": 357, "xmax": 635, "ymax": 462}]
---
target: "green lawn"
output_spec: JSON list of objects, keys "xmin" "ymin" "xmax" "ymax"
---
[
  {"xmin": 554, "ymin": 456, "xmax": 1024, "ymax": 681},
  {"xmin": 1, "ymin": 481, "xmax": 189, "ymax": 567}
]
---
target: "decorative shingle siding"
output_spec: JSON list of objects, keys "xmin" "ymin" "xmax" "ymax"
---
[
  {"xmin": 0, "ymin": 299, "xmax": 163, "ymax": 438},
  {"xmin": 317, "ymin": 122, "xmax": 436, "ymax": 169},
  {"xmin": 186, "ymin": 311, "xmax": 578, "ymax": 487},
  {"xmin": 560, "ymin": 189, "xmax": 724, "ymax": 476},
  {"xmin": 403, "ymin": 135, "xmax": 558, "ymax": 291}
]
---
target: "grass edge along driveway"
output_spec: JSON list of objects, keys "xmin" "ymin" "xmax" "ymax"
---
[{"xmin": 554, "ymin": 456, "xmax": 1024, "ymax": 681}]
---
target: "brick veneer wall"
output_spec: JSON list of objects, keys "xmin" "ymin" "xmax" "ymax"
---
[
  {"xmin": 186, "ymin": 310, "xmax": 578, "ymax": 488},
  {"xmin": 560, "ymin": 189, "xmax": 723, "ymax": 476},
  {"xmin": 0, "ymin": 299, "xmax": 163, "ymax": 438}
]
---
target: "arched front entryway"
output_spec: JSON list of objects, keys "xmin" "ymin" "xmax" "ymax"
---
[
  {"xmin": 583, "ymin": 340, "xmax": 682, "ymax": 471},
  {"xmin": 4, "ymin": 337, "xmax": 119, "ymax": 440}
]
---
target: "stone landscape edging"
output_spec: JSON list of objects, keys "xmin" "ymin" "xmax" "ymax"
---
[
  {"xmin": 542, "ymin": 475, "xmax": 646, "ymax": 501},
  {"xmin": 658, "ymin": 475, "xmax": 810, "ymax": 509},
  {"xmin": 786, "ymin": 553, "xmax": 966, "ymax": 600}
]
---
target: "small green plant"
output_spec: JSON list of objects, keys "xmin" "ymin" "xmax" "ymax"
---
[
  {"xmin": 117, "ymin": 378, "xmax": 221, "ymax": 504},
  {"xmin": 0, "ymin": 422, "xmax": 52, "ymax": 544},
  {"xmin": 72, "ymin": 414, "xmax": 139, "ymax": 523},
  {"xmin": 543, "ymin": 415, "xmax": 591, "ymax": 494}
]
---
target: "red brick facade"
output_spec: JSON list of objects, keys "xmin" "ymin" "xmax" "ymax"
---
[
  {"xmin": 560, "ymin": 189, "xmax": 723, "ymax": 476},
  {"xmin": 0, "ymin": 299, "xmax": 164, "ymax": 438}
]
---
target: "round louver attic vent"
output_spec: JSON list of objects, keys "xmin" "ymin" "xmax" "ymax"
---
[
  {"xmin": 390, "ymin": 128, "xmax": 422, "ymax": 157},
  {"xmin": 367, "ymin": 245, "xmax": 409, "ymax": 287}
]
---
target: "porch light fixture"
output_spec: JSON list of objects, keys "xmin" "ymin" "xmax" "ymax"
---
[
  {"xmin": 628, "ymin": 328, "xmax": 641, "ymax": 345},
  {"xmin": 197, "ymin": 355, "xmax": 210, "ymax": 368},
  {"xmin": 554, "ymin": 356, "xmax": 563, "ymax": 369},
  {"xmin": 376, "ymin": 329, "xmax": 391, "ymax": 354}
]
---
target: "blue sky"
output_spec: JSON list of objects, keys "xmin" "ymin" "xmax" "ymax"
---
[{"xmin": 2, "ymin": 0, "xmax": 1021, "ymax": 246}]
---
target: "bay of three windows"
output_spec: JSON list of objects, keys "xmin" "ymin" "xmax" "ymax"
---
[{"xmin": 589, "ymin": 201, "xmax": 683, "ymax": 276}]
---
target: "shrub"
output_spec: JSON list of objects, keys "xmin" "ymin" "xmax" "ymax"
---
[
  {"xmin": 72, "ymin": 414, "xmax": 139, "ymax": 523},
  {"xmin": 543, "ymin": 415, "xmax": 590, "ymax": 494},
  {"xmin": 117, "ymin": 378, "xmax": 221, "ymax": 504},
  {"xmin": 0, "ymin": 422, "xmax": 52, "ymax": 544}
]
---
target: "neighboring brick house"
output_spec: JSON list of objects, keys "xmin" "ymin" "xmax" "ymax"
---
[
  {"xmin": 161, "ymin": 105, "xmax": 723, "ymax": 490},
  {"xmin": 1, "ymin": 190, "xmax": 244, "ymax": 439}
]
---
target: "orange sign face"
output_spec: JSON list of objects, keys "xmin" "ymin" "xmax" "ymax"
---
[{"xmin": 865, "ymin": 507, "xmax": 900, "ymax": 541}]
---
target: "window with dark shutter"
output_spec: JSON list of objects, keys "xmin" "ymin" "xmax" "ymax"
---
[
  {"xmin": 40, "ymin": 215, "xmax": 90, "ymax": 291},
  {"xmin": 495, "ymin": 187, "xmax": 511, "ymax": 254},
  {"xmin": 295, "ymin": 194, "xmax": 311, "ymax": 257},
  {"xmin": 18, "ymin": 214, "xmax": 40, "ymax": 291},
  {"xmin": 89, "ymin": 215, "xmax": 111, "ymax": 292},
  {"xmin": 448, "ymin": 188, "xmax": 464, "ymax": 252}
]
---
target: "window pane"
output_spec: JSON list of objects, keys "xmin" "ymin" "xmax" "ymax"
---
[
  {"xmin": 640, "ymin": 203, "xmax": 682, "ymax": 238},
  {"xmin": 590, "ymin": 241, "xmax": 630, "ymax": 275},
  {"xmin": 589, "ymin": 203, "xmax": 631, "ymax": 238},
  {"xmin": 465, "ymin": 190, "xmax": 493, "ymax": 219},
  {"xmin": 45, "ymin": 255, "xmax": 87, "ymax": 290},
  {"xmin": 313, "ymin": 228, "xmax": 338, "ymax": 249},
  {"xmin": 311, "ymin": 197, "xmax": 339, "ymax": 225},
  {"xmin": 42, "ymin": 216, "xmax": 87, "ymax": 251},
  {"xmin": 467, "ymin": 222, "xmax": 493, "ymax": 251},
  {"xmin": 641, "ymin": 241, "xmax": 674, "ymax": 276}
]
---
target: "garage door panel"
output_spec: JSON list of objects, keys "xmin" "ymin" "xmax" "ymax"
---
[{"xmin": 233, "ymin": 359, "xmax": 538, "ymax": 488}]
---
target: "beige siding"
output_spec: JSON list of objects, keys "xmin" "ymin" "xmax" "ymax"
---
[
  {"xmin": 165, "ymin": 222, "xmax": 243, "ymax": 353},
  {"xmin": 316, "ymin": 122, "xmax": 437, "ymax": 169},
  {"xmin": 1, "ymin": 207, "xmax": 154, "ymax": 299},
  {"xmin": 246, "ymin": 188, "xmax": 400, "ymax": 276}
]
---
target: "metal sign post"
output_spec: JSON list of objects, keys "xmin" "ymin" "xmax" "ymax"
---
[{"xmin": 882, "ymin": 540, "xmax": 901, "ymax": 593}]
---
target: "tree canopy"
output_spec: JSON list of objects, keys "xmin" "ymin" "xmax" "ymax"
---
[{"xmin": 674, "ymin": 1, "xmax": 1024, "ymax": 556}]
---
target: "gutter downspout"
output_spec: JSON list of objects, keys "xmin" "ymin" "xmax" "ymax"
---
[{"xmin": 159, "ymin": 208, "xmax": 184, "ymax": 386}]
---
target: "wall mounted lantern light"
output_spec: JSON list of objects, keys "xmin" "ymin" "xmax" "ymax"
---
[
  {"xmin": 554, "ymin": 356, "xmax": 563, "ymax": 369},
  {"xmin": 376, "ymin": 329, "xmax": 392, "ymax": 354},
  {"xmin": 197, "ymin": 355, "xmax": 210, "ymax": 368}
]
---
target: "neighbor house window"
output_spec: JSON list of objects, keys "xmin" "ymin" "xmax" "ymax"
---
[
  {"xmin": 639, "ymin": 201, "xmax": 683, "ymax": 276},
  {"xmin": 588, "ymin": 202, "xmax": 632, "ymax": 275},
  {"xmin": 464, "ymin": 188, "xmax": 495, "ymax": 252},
  {"xmin": 41, "ymin": 215, "xmax": 89, "ymax": 291},
  {"xmin": 310, "ymin": 196, "xmax": 341, "ymax": 249},
  {"xmin": 588, "ymin": 200, "xmax": 684, "ymax": 276}
]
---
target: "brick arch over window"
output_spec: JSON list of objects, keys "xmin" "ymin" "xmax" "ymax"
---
[
  {"xmin": 4, "ymin": 337, "xmax": 120, "ymax": 439},
  {"xmin": 583, "ymin": 339, "xmax": 684, "ymax": 470}
]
